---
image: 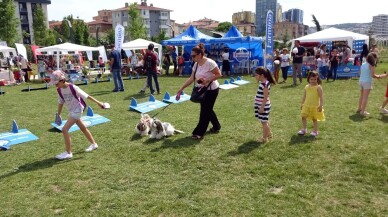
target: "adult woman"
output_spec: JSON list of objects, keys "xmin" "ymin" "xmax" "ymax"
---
[
  {"xmin": 273, "ymin": 49, "xmax": 281, "ymax": 83},
  {"xmin": 280, "ymin": 48, "xmax": 291, "ymax": 83},
  {"xmin": 176, "ymin": 43, "xmax": 222, "ymax": 140}
]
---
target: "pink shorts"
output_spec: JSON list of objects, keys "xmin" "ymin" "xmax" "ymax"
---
[{"xmin": 385, "ymin": 84, "xmax": 388, "ymax": 97}]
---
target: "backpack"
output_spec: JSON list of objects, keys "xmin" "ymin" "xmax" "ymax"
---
[
  {"xmin": 144, "ymin": 53, "xmax": 155, "ymax": 70},
  {"xmin": 57, "ymin": 84, "xmax": 87, "ymax": 111}
]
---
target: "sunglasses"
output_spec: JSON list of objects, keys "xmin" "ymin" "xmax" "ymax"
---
[{"xmin": 191, "ymin": 54, "xmax": 198, "ymax": 58}]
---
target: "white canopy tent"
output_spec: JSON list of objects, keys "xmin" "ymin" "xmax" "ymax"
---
[
  {"xmin": 293, "ymin": 27, "xmax": 369, "ymax": 48},
  {"xmin": 122, "ymin": 39, "xmax": 162, "ymax": 67},
  {"xmin": 36, "ymin": 42, "xmax": 101, "ymax": 69},
  {"xmin": 0, "ymin": 45, "xmax": 17, "ymax": 57}
]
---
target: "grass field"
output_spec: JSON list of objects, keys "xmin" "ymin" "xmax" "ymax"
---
[{"xmin": 0, "ymin": 67, "xmax": 387, "ymax": 216}]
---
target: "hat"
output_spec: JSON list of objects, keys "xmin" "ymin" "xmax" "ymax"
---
[
  {"xmin": 148, "ymin": 43, "xmax": 154, "ymax": 50},
  {"xmin": 49, "ymin": 70, "xmax": 66, "ymax": 85}
]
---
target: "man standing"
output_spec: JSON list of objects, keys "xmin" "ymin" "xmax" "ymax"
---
[
  {"xmin": 144, "ymin": 43, "xmax": 160, "ymax": 94},
  {"xmin": 109, "ymin": 47, "xmax": 124, "ymax": 92},
  {"xmin": 291, "ymin": 40, "xmax": 305, "ymax": 86},
  {"xmin": 170, "ymin": 47, "xmax": 178, "ymax": 75}
]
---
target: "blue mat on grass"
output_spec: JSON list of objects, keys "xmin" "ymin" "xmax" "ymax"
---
[
  {"xmin": 0, "ymin": 120, "xmax": 39, "ymax": 150},
  {"xmin": 219, "ymin": 80, "xmax": 239, "ymax": 90},
  {"xmin": 129, "ymin": 95, "xmax": 168, "ymax": 113},
  {"xmin": 230, "ymin": 76, "xmax": 250, "ymax": 85},
  {"xmin": 162, "ymin": 91, "xmax": 191, "ymax": 104},
  {"xmin": 51, "ymin": 107, "xmax": 110, "ymax": 133}
]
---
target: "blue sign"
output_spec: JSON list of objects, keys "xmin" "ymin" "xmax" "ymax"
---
[{"xmin": 265, "ymin": 10, "xmax": 274, "ymax": 72}]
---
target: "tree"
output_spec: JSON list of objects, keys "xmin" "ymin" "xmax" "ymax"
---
[
  {"xmin": 73, "ymin": 19, "xmax": 89, "ymax": 45},
  {"xmin": 32, "ymin": 5, "xmax": 48, "ymax": 46},
  {"xmin": 127, "ymin": 3, "xmax": 147, "ymax": 40},
  {"xmin": 312, "ymin": 15, "xmax": 321, "ymax": 32},
  {"xmin": 215, "ymin": 22, "xmax": 233, "ymax": 32},
  {"xmin": 101, "ymin": 29, "xmax": 115, "ymax": 46},
  {"xmin": 0, "ymin": 0, "xmax": 20, "ymax": 45},
  {"xmin": 150, "ymin": 30, "xmax": 167, "ymax": 44}
]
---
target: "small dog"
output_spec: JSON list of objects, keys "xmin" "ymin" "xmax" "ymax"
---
[
  {"xmin": 149, "ymin": 119, "xmax": 178, "ymax": 139},
  {"xmin": 135, "ymin": 114, "xmax": 151, "ymax": 136}
]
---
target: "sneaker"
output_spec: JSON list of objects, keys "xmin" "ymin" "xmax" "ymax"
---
[
  {"xmin": 56, "ymin": 151, "xmax": 73, "ymax": 160},
  {"xmin": 85, "ymin": 144, "xmax": 98, "ymax": 152},
  {"xmin": 360, "ymin": 111, "xmax": 370, "ymax": 116},
  {"xmin": 298, "ymin": 129, "xmax": 307, "ymax": 135},
  {"xmin": 310, "ymin": 131, "xmax": 319, "ymax": 137},
  {"xmin": 380, "ymin": 107, "xmax": 388, "ymax": 114}
]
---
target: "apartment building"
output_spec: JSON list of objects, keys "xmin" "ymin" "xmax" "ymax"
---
[
  {"xmin": 14, "ymin": 0, "xmax": 51, "ymax": 44},
  {"xmin": 111, "ymin": 0, "xmax": 173, "ymax": 40}
]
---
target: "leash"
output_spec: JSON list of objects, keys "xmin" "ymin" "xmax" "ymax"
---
[{"xmin": 151, "ymin": 103, "xmax": 172, "ymax": 118}]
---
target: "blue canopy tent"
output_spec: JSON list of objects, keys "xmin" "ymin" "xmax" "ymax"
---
[
  {"xmin": 161, "ymin": 25, "xmax": 215, "ymax": 46},
  {"xmin": 222, "ymin": 25, "xmax": 243, "ymax": 38}
]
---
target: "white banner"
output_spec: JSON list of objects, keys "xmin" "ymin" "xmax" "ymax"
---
[
  {"xmin": 98, "ymin": 46, "xmax": 108, "ymax": 62},
  {"xmin": 86, "ymin": 51, "xmax": 93, "ymax": 61},
  {"xmin": 115, "ymin": 25, "xmax": 125, "ymax": 51},
  {"xmin": 15, "ymin": 43, "xmax": 27, "ymax": 59}
]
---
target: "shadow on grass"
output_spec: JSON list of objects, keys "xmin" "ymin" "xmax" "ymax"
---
[
  {"xmin": 288, "ymin": 135, "xmax": 317, "ymax": 145},
  {"xmin": 349, "ymin": 113, "xmax": 369, "ymax": 122},
  {"xmin": 124, "ymin": 93, "xmax": 151, "ymax": 101},
  {"xmin": 0, "ymin": 156, "xmax": 82, "ymax": 180},
  {"xmin": 130, "ymin": 133, "xmax": 143, "ymax": 141},
  {"xmin": 48, "ymin": 127, "xmax": 61, "ymax": 133},
  {"xmin": 280, "ymin": 84, "xmax": 298, "ymax": 89},
  {"xmin": 150, "ymin": 136, "xmax": 198, "ymax": 152},
  {"xmin": 228, "ymin": 140, "xmax": 262, "ymax": 156},
  {"xmin": 379, "ymin": 114, "xmax": 388, "ymax": 123},
  {"xmin": 90, "ymin": 90, "xmax": 113, "ymax": 96}
]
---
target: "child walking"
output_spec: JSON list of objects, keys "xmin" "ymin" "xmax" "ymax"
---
[
  {"xmin": 254, "ymin": 67, "xmax": 276, "ymax": 143},
  {"xmin": 51, "ymin": 70, "xmax": 105, "ymax": 160},
  {"xmin": 358, "ymin": 53, "xmax": 387, "ymax": 116},
  {"xmin": 298, "ymin": 71, "xmax": 325, "ymax": 137}
]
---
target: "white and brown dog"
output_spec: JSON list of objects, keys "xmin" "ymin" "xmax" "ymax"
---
[{"xmin": 135, "ymin": 114, "xmax": 152, "ymax": 136}]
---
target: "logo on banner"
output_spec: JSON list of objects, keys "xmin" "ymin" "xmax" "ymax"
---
[
  {"xmin": 343, "ymin": 67, "xmax": 351, "ymax": 73},
  {"xmin": 265, "ymin": 10, "xmax": 274, "ymax": 72},
  {"xmin": 115, "ymin": 25, "xmax": 125, "ymax": 50},
  {"xmin": 234, "ymin": 47, "xmax": 250, "ymax": 62}
]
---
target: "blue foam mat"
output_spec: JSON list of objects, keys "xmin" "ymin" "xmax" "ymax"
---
[
  {"xmin": 0, "ymin": 121, "xmax": 39, "ymax": 150},
  {"xmin": 162, "ymin": 92, "xmax": 191, "ymax": 104},
  {"xmin": 219, "ymin": 80, "xmax": 239, "ymax": 89},
  {"xmin": 129, "ymin": 95, "xmax": 169, "ymax": 113},
  {"xmin": 51, "ymin": 107, "xmax": 110, "ymax": 132},
  {"xmin": 230, "ymin": 77, "xmax": 250, "ymax": 85},
  {"xmin": 51, "ymin": 114, "xmax": 111, "ymax": 133}
]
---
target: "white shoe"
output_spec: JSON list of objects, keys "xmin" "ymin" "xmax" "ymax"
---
[
  {"xmin": 56, "ymin": 151, "xmax": 73, "ymax": 160},
  {"xmin": 85, "ymin": 144, "xmax": 98, "ymax": 152},
  {"xmin": 380, "ymin": 107, "xmax": 388, "ymax": 114}
]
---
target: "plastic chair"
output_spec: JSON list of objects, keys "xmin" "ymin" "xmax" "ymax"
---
[
  {"xmin": 250, "ymin": 59, "xmax": 259, "ymax": 72},
  {"xmin": 28, "ymin": 70, "xmax": 38, "ymax": 80}
]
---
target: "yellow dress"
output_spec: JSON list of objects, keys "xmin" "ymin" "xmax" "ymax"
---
[{"xmin": 301, "ymin": 85, "xmax": 325, "ymax": 121}]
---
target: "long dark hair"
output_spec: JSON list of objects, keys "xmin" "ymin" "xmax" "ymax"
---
[{"xmin": 255, "ymin": 67, "xmax": 276, "ymax": 84}]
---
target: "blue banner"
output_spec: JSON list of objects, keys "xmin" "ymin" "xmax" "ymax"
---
[{"xmin": 265, "ymin": 10, "xmax": 274, "ymax": 72}]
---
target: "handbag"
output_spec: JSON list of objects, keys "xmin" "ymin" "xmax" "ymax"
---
[{"xmin": 190, "ymin": 63, "xmax": 212, "ymax": 103}]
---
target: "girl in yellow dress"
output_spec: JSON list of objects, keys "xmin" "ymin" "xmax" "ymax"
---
[{"xmin": 298, "ymin": 71, "xmax": 325, "ymax": 137}]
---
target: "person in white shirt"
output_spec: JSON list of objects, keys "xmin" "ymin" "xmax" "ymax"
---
[
  {"xmin": 221, "ymin": 47, "xmax": 230, "ymax": 76},
  {"xmin": 280, "ymin": 48, "xmax": 291, "ymax": 83}
]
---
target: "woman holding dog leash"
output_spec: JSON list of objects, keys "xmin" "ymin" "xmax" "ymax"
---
[{"xmin": 176, "ymin": 43, "xmax": 222, "ymax": 140}]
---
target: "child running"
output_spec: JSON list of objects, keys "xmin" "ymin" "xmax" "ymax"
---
[
  {"xmin": 51, "ymin": 70, "xmax": 105, "ymax": 160},
  {"xmin": 298, "ymin": 71, "xmax": 325, "ymax": 137},
  {"xmin": 254, "ymin": 67, "xmax": 276, "ymax": 143}
]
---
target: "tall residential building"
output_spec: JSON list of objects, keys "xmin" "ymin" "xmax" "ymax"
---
[
  {"xmin": 255, "ymin": 0, "xmax": 277, "ymax": 36},
  {"xmin": 276, "ymin": 3, "xmax": 282, "ymax": 23},
  {"xmin": 232, "ymin": 11, "xmax": 255, "ymax": 25},
  {"xmin": 111, "ymin": 0, "xmax": 173, "ymax": 40},
  {"xmin": 371, "ymin": 14, "xmax": 388, "ymax": 37},
  {"xmin": 282, "ymin": 8, "xmax": 304, "ymax": 24},
  {"xmin": 88, "ymin": 10, "xmax": 113, "ymax": 39},
  {"xmin": 14, "ymin": 0, "xmax": 51, "ymax": 44}
]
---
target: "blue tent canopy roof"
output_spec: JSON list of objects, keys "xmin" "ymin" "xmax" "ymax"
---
[
  {"xmin": 222, "ymin": 26, "xmax": 243, "ymax": 38},
  {"xmin": 162, "ymin": 25, "xmax": 214, "ymax": 46}
]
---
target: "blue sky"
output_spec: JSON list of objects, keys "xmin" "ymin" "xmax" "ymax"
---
[{"xmin": 48, "ymin": 0, "xmax": 384, "ymax": 26}]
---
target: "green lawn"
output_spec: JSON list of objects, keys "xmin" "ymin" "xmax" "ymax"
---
[{"xmin": 0, "ymin": 68, "xmax": 387, "ymax": 216}]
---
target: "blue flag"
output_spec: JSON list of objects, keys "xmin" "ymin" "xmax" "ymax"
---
[{"xmin": 265, "ymin": 10, "xmax": 274, "ymax": 72}]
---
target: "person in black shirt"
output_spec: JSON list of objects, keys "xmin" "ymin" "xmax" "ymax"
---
[{"xmin": 291, "ymin": 40, "xmax": 306, "ymax": 86}]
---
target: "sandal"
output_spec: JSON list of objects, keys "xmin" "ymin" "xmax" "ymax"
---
[
  {"xmin": 191, "ymin": 135, "xmax": 203, "ymax": 140},
  {"xmin": 209, "ymin": 128, "xmax": 220, "ymax": 134}
]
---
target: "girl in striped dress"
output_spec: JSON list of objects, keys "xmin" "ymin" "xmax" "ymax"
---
[{"xmin": 254, "ymin": 67, "xmax": 276, "ymax": 143}]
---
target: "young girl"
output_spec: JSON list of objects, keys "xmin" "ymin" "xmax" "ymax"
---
[
  {"xmin": 358, "ymin": 53, "xmax": 387, "ymax": 116},
  {"xmin": 254, "ymin": 67, "xmax": 276, "ymax": 143},
  {"xmin": 51, "ymin": 70, "xmax": 106, "ymax": 160},
  {"xmin": 381, "ymin": 82, "xmax": 388, "ymax": 114},
  {"xmin": 298, "ymin": 71, "xmax": 325, "ymax": 137}
]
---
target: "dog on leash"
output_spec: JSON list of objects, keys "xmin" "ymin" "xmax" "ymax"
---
[
  {"xmin": 149, "ymin": 118, "xmax": 182, "ymax": 139},
  {"xmin": 135, "ymin": 114, "xmax": 152, "ymax": 136}
]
